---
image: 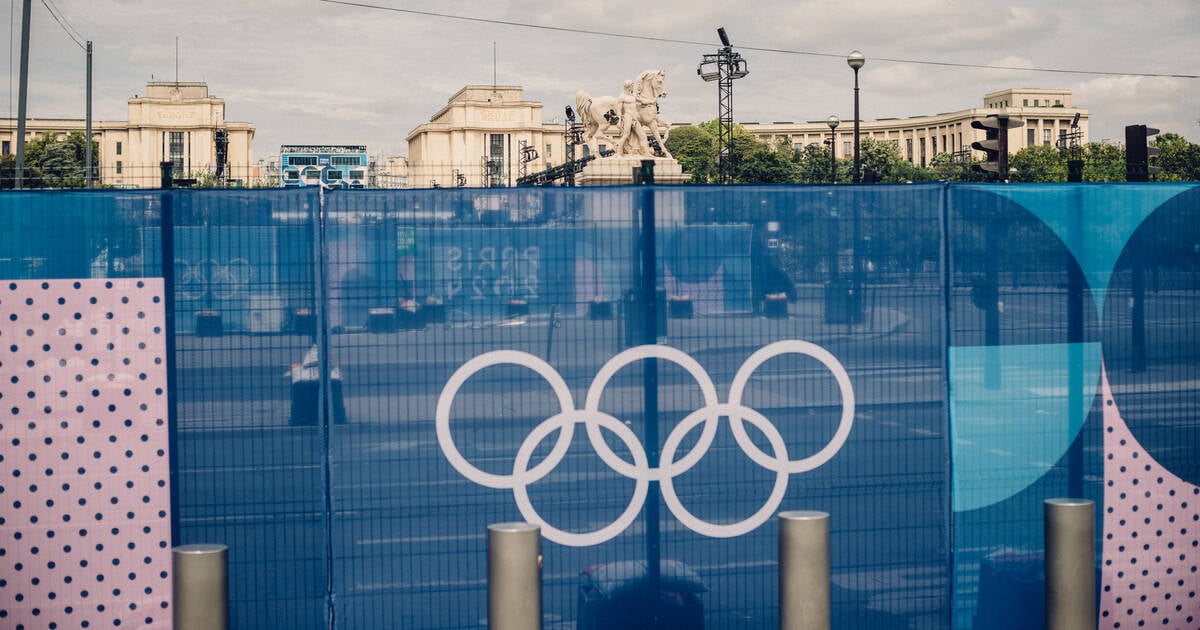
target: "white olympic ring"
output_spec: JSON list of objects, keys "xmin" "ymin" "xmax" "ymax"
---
[{"xmin": 434, "ymin": 340, "xmax": 856, "ymax": 547}]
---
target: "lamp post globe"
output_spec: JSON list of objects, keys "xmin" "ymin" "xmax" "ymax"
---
[{"xmin": 846, "ymin": 50, "xmax": 865, "ymax": 183}]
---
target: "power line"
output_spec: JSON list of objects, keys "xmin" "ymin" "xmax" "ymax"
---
[
  {"xmin": 319, "ymin": 0, "xmax": 1200, "ymax": 80},
  {"xmin": 40, "ymin": 0, "xmax": 85, "ymax": 50}
]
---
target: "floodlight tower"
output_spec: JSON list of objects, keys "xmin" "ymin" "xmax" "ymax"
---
[{"xmin": 698, "ymin": 27, "xmax": 749, "ymax": 184}]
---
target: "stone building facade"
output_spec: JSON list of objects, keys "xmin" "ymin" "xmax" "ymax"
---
[{"xmin": 0, "ymin": 81, "xmax": 254, "ymax": 188}]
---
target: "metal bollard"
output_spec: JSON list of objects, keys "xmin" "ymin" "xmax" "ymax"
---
[
  {"xmin": 1044, "ymin": 498, "xmax": 1095, "ymax": 630},
  {"xmin": 173, "ymin": 543, "xmax": 229, "ymax": 630},
  {"xmin": 778, "ymin": 511, "xmax": 830, "ymax": 630},
  {"xmin": 487, "ymin": 522, "xmax": 542, "ymax": 630}
]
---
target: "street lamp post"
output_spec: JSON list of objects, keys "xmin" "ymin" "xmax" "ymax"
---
[
  {"xmin": 847, "ymin": 50, "xmax": 865, "ymax": 183},
  {"xmin": 826, "ymin": 115, "xmax": 840, "ymax": 184}
]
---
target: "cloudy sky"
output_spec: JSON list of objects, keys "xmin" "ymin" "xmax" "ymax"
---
[{"xmin": 4, "ymin": 0, "xmax": 1198, "ymax": 162}]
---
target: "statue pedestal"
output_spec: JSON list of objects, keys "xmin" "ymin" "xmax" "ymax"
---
[{"xmin": 576, "ymin": 156, "xmax": 690, "ymax": 186}]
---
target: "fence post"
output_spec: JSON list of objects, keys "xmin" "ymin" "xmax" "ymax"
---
[
  {"xmin": 1044, "ymin": 498, "xmax": 1095, "ymax": 630},
  {"xmin": 488, "ymin": 522, "xmax": 542, "ymax": 630},
  {"xmin": 173, "ymin": 543, "xmax": 229, "ymax": 630},
  {"xmin": 778, "ymin": 511, "xmax": 830, "ymax": 630}
]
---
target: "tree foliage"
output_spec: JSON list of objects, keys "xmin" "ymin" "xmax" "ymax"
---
[
  {"xmin": 1008, "ymin": 145, "xmax": 1068, "ymax": 183},
  {"xmin": 667, "ymin": 123, "xmax": 1200, "ymax": 184},
  {"xmin": 1154, "ymin": 133, "xmax": 1200, "ymax": 181},
  {"xmin": 664, "ymin": 125, "xmax": 718, "ymax": 183},
  {"xmin": 2, "ymin": 132, "xmax": 98, "ymax": 188}
]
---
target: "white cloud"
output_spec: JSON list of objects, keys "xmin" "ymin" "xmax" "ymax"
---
[{"xmin": 4, "ymin": 0, "xmax": 1197, "ymax": 159}]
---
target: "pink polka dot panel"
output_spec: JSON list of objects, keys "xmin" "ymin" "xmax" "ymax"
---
[
  {"xmin": 1101, "ymin": 367, "xmax": 1200, "ymax": 629},
  {"xmin": 0, "ymin": 279, "xmax": 171, "ymax": 629}
]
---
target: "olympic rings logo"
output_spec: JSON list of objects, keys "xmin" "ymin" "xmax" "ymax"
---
[{"xmin": 435, "ymin": 340, "xmax": 855, "ymax": 547}]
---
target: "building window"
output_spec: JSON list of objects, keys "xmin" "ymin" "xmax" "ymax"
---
[
  {"xmin": 919, "ymin": 138, "xmax": 926, "ymax": 167},
  {"xmin": 490, "ymin": 134, "xmax": 504, "ymax": 158},
  {"xmin": 906, "ymin": 138, "xmax": 913, "ymax": 161},
  {"xmin": 116, "ymin": 141, "xmax": 122, "ymax": 156},
  {"xmin": 1043, "ymin": 129, "xmax": 1051, "ymax": 146},
  {"xmin": 116, "ymin": 161, "xmax": 122, "ymax": 174},
  {"xmin": 169, "ymin": 131, "xmax": 185, "ymax": 176},
  {"xmin": 1023, "ymin": 99, "xmax": 1029, "ymax": 106},
  {"xmin": 932, "ymin": 137, "xmax": 938, "ymax": 154},
  {"xmin": 1028, "ymin": 129, "xmax": 1036, "ymax": 146},
  {"xmin": 842, "ymin": 141, "xmax": 851, "ymax": 156},
  {"xmin": 546, "ymin": 144, "xmax": 552, "ymax": 159},
  {"xmin": 349, "ymin": 170, "xmax": 364, "ymax": 180},
  {"xmin": 1, "ymin": 140, "xmax": 9, "ymax": 155}
]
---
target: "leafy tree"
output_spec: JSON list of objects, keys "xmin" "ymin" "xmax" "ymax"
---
[
  {"xmin": 736, "ymin": 146, "xmax": 796, "ymax": 183},
  {"xmin": 664, "ymin": 124, "xmax": 717, "ymax": 183},
  {"xmin": 1082, "ymin": 143, "xmax": 1126, "ymax": 182},
  {"xmin": 857, "ymin": 137, "xmax": 915, "ymax": 183},
  {"xmin": 795, "ymin": 142, "xmax": 838, "ymax": 183},
  {"xmin": 13, "ymin": 131, "xmax": 98, "ymax": 188},
  {"xmin": 0, "ymin": 153, "xmax": 46, "ymax": 188},
  {"xmin": 926, "ymin": 153, "xmax": 971, "ymax": 181},
  {"xmin": 1009, "ymin": 145, "xmax": 1067, "ymax": 182},
  {"xmin": 698, "ymin": 119, "xmax": 763, "ymax": 180},
  {"xmin": 1154, "ymin": 133, "xmax": 1200, "ymax": 181}
]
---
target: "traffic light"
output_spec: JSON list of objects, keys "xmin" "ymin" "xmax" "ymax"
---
[
  {"xmin": 971, "ymin": 114, "xmax": 1024, "ymax": 181},
  {"xmin": 1125, "ymin": 124, "xmax": 1160, "ymax": 182}
]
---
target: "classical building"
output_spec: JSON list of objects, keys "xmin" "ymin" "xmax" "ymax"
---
[
  {"xmin": 405, "ymin": 86, "xmax": 1088, "ymax": 186},
  {"xmin": 0, "ymin": 81, "xmax": 254, "ymax": 188},
  {"xmin": 405, "ymin": 85, "xmax": 566, "ymax": 189},
  {"xmin": 730, "ymin": 88, "xmax": 1088, "ymax": 168}
]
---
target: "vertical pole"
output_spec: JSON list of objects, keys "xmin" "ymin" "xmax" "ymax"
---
[
  {"xmin": 1131, "ymin": 243, "xmax": 1146, "ymax": 373},
  {"xmin": 778, "ymin": 511, "xmax": 830, "ymax": 630},
  {"xmin": 1044, "ymin": 499, "xmax": 1095, "ymax": 630},
  {"xmin": 488, "ymin": 523, "xmax": 541, "ymax": 630},
  {"xmin": 852, "ymin": 69, "xmax": 861, "ymax": 184},
  {"xmin": 984, "ymin": 223, "xmax": 1001, "ymax": 389},
  {"xmin": 172, "ymin": 543, "xmax": 229, "ymax": 630},
  {"xmin": 161, "ymin": 188, "xmax": 180, "ymax": 545},
  {"xmin": 1066, "ymin": 190, "xmax": 1084, "ymax": 498},
  {"xmin": 830, "ymin": 134, "xmax": 837, "ymax": 184},
  {"xmin": 638, "ymin": 160, "xmax": 661, "ymax": 595},
  {"xmin": 86, "ymin": 41, "xmax": 93, "ymax": 188},
  {"xmin": 14, "ymin": 0, "xmax": 32, "ymax": 189}
]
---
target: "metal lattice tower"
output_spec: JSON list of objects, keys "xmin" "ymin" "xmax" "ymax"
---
[{"xmin": 698, "ymin": 28, "xmax": 749, "ymax": 184}]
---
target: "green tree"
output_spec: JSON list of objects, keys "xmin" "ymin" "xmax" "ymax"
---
[
  {"xmin": 926, "ymin": 153, "xmax": 969, "ymax": 181},
  {"xmin": 1082, "ymin": 142, "xmax": 1126, "ymax": 182},
  {"xmin": 795, "ymin": 142, "xmax": 837, "ymax": 183},
  {"xmin": 664, "ymin": 124, "xmax": 717, "ymax": 183},
  {"xmin": 0, "ymin": 153, "xmax": 46, "ymax": 188},
  {"xmin": 15, "ymin": 131, "xmax": 98, "ymax": 188},
  {"xmin": 1154, "ymin": 133, "xmax": 1200, "ymax": 181},
  {"xmin": 1009, "ymin": 145, "xmax": 1067, "ymax": 182},
  {"xmin": 857, "ymin": 137, "xmax": 915, "ymax": 182},
  {"xmin": 736, "ymin": 146, "xmax": 796, "ymax": 183},
  {"xmin": 698, "ymin": 119, "xmax": 763, "ymax": 180}
]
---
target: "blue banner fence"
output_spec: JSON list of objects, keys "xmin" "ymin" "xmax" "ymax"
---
[{"xmin": 1, "ymin": 182, "xmax": 1198, "ymax": 629}]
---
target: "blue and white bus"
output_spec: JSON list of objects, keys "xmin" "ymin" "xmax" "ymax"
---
[{"xmin": 280, "ymin": 145, "xmax": 368, "ymax": 189}]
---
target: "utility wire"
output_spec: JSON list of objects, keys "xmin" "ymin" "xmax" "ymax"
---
[
  {"xmin": 40, "ymin": 0, "xmax": 85, "ymax": 50},
  {"xmin": 319, "ymin": 0, "xmax": 1200, "ymax": 80}
]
